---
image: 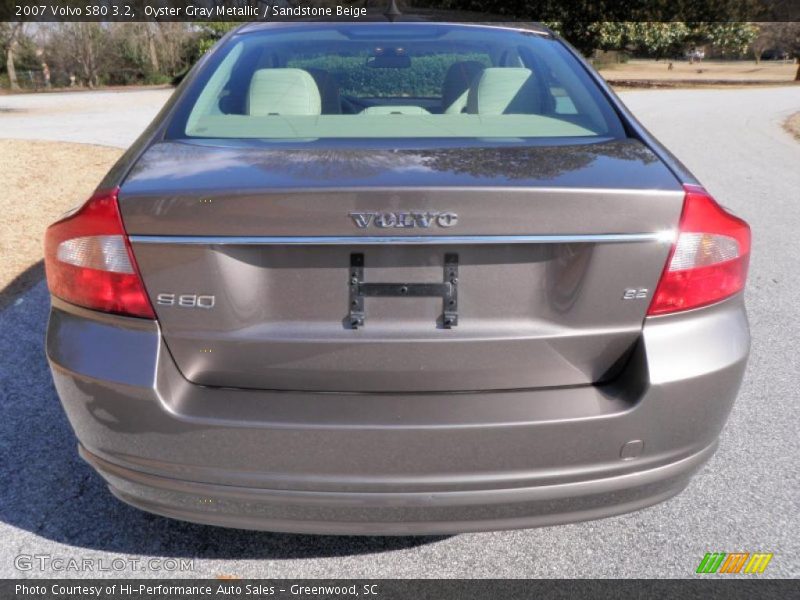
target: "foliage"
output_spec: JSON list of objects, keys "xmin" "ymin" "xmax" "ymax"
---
[
  {"xmin": 751, "ymin": 22, "xmax": 800, "ymax": 61},
  {"xmin": 197, "ymin": 23, "xmax": 239, "ymax": 55},
  {"xmin": 423, "ymin": 0, "xmax": 765, "ymax": 56},
  {"xmin": 544, "ymin": 21, "xmax": 758, "ymax": 58},
  {"xmin": 595, "ymin": 22, "xmax": 691, "ymax": 58},
  {"xmin": 7, "ymin": 22, "xmax": 200, "ymax": 88},
  {"xmin": 289, "ymin": 53, "xmax": 491, "ymax": 97},
  {"xmin": 0, "ymin": 15, "xmax": 783, "ymax": 91},
  {"xmin": 699, "ymin": 23, "xmax": 759, "ymax": 57},
  {"xmin": 43, "ymin": 23, "xmax": 110, "ymax": 87}
]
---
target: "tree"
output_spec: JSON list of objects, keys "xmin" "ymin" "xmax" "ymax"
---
[
  {"xmin": 544, "ymin": 21, "xmax": 756, "ymax": 60},
  {"xmin": 768, "ymin": 23, "xmax": 800, "ymax": 80},
  {"xmin": 76, "ymin": 24, "xmax": 104, "ymax": 88},
  {"xmin": 755, "ymin": 22, "xmax": 800, "ymax": 80},
  {"xmin": 146, "ymin": 23, "xmax": 160, "ymax": 73},
  {"xmin": 751, "ymin": 23, "xmax": 780, "ymax": 62},
  {"xmin": 45, "ymin": 23, "xmax": 110, "ymax": 88},
  {"xmin": 197, "ymin": 23, "xmax": 238, "ymax": 55},
  {"xmin": 152, "ymin": 23, "xmax": 197, "ymax": 77},
  {"xmin": 421, "ymin": 0, "xmax": 768, "ymax": 56},
  {"xmin": 1, "ymin": 22, "xmax": 25, "ymax": 90},
  {"xmin": 699, "ymin": 23, "xmax": 759, "ymax": 57},
  {"xmin": 593, "ymin": 22, "xmax": 691, "ymax": 59},
  {"xmin": 37, "ymin": 22, "xmax": 197, "ymax": 87}
]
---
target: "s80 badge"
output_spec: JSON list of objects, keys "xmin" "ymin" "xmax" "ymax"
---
[{"xmin": 157, "ymin": 293, "xmax": 215, "ymax": 309}]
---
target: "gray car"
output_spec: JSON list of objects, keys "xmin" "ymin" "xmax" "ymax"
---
[{"xmin": 44, "ymin": 22, "xmax": 751, "ymax": 534}]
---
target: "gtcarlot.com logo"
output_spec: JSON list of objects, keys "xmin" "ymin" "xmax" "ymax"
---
[
  {"xmin": 14, "ymin": 554, "xmax": 194, "ymax": 573},
  {"xmin": 696, "ymin": 552, "xmax": 773, "ymax": 574}
]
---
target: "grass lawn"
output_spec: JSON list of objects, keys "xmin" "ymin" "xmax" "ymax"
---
[
  {"xmin": 0, "ymin": 139, "xmax": 122, "ymax": 310},
  {"xmin": 599, "ymin": 59, "xmax": 798, "ymax": 84}
]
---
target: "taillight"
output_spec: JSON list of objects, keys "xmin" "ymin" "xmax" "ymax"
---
[
  {"xmin": 44, "ymin": 188, "xmax": 155, "ymax": 319},
  {"xmin": 647, "ymin": 184, "xmax": 750, "ymax": 316}
]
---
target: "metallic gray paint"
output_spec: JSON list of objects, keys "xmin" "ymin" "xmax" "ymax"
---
[
  {"xmin": 116, "ymin": 143, "xmax": 685, "ymax": 393},
  {"xmin": 86, "ymin": 443, "xmax": 715, "ymax": 535},
  {"xmin": 47, "ymin": 295, "xmax": 748, "ymax": 533},
  {"xmin": 129, "ymin": 239, "xmax": 672, "ymax": 392},
  {"xmin": 120, "ymin": 184, "xmax": 682, "ymax": 238},
  {"xmin": 120, "ymin": 140, "xmax": 680, "ymax": 197}
]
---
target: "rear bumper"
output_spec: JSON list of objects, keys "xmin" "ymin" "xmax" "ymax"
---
[
  {"xmin": 47, "ymin": 295, "xmax": 749, "ymax": 534},
  {"xmin": 81, "ymin": 442, "xmax": 714, "ymax": 535}
]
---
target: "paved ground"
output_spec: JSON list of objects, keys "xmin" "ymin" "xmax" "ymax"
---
[
  {"xmin": 0, "ymin": 88, "xmax": 171, "ymax": 147},
  {"xmin": 1, "ymin": 86, "xmax": 799, "ymax": 579}
]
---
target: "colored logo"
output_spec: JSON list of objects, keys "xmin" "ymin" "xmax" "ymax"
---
[{"xmin": 696, "ymin": 552, "xmax": 773, "ymax": 574}]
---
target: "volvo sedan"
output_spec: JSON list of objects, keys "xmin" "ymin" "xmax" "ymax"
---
[{"xmin": 44, "ymin": 22, "xmax": 750, "ymax": 534}]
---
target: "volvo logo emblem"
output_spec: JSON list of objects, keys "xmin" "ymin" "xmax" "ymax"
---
[{"xmin": 349, "ymin": 211, "xmax": 459, "ymax": 229}]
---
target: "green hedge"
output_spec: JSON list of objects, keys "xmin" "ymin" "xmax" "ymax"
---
[{"xmin": 288, "ymin": 53, "xmax": 490, "ymax": 97}]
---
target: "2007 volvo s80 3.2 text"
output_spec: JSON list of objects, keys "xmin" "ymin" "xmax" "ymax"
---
[{"xmin": 44, "ymin": 22, "xmax": 751, "ymax": 534}]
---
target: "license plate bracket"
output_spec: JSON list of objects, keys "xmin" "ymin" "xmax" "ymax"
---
[{"xmin": 348, "ymin": 252, "xmax": 458, "ymax": 329}]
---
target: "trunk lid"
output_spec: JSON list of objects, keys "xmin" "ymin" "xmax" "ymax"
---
[{"xmin": 120, "ymin": 139, "xmax": 683, "ymax": 392}]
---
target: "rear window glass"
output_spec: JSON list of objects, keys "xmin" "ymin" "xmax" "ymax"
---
[{"xmin": 170, "ymin": 24, "xmax": 625, "ymax": 141}]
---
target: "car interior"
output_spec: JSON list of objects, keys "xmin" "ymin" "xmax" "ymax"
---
[{"xmin": 182, "ymin": 27, "xmax": 619, "ymax": 139}]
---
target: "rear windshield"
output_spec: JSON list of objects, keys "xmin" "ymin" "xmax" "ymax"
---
[{"xmin": 168, "ymin": 24, "xmax": 626, "ymax": 142}]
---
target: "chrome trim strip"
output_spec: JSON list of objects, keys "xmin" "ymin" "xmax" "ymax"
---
[{"xmin": 130, "ymin": 232, "xmax": 674, "ymax": 246}]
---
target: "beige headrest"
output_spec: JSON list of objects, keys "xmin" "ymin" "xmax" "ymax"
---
[
  {"xmin": 466, "ymin": 68, "xmax": 542, "ymax": 115},
  {"xmin": 248, "ymin": 68, "xmax": 322, "ymax": 116}
]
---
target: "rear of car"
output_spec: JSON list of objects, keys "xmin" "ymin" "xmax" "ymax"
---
[{"xmin": 44, "ymin": 23, "xmax": 750, "ymax": 534}]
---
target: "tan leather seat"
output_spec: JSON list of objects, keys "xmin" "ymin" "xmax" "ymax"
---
[
  {"xmin": 466, "ymin": 68, "xmax": 542, "ymax": 115},
  {"xmin": 440, "ymin": 61, "xmax": 485, "ymax": 114},
  {"xmin": 304, "ymin": 68, "xmax": 342, "ymax": 115},
  {"xmin": 247, "ymin": 68, "xmax": 322, "ymax": 116}
]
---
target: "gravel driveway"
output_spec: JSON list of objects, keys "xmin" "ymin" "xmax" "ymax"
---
[{"xmin": 1, "ymin": 86, "xmax": 799, "ymax": 578}]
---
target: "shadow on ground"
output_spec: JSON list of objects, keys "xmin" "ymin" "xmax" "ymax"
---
[
  {"xmin": 0, "ymin": 278, "xmax": 446, "ymax": 561},
  {"xmin": 0, "ymin": 261, "xmax": 44, "ymax": 313}
]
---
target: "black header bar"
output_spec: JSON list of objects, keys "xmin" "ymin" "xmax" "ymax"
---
[
  {"xmin": 1, "ymin": 579, "xmax": 798, "ymax": 600},
  {"xmin": 2, "ymin": 0, "xmax": 800, "ymax": 23}
]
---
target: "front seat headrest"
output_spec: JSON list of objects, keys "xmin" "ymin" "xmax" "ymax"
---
[
  {"xmin": 441, "ymin": 60, "xmax": 485, "ymax": 114},
  {"xmin": 304, "ymin": 67, "xmax": 342, "ymax": 115},
  {"xmin": 466, "ymin": 67, "xmax": 542, "ymax": 115},
  {"xmin": 248, "ymin": 68, "xmax": 322, "ymax": 116}
]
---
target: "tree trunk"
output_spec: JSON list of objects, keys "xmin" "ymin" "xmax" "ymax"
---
[
  {"xmin": 5, "ymin": 44, "xmax": 18, "ymax": 90},
  {"xmin": 85, "ymin": 34, "xmax": 97, "ymax": 88},
  {"xmin": 5, "ymin": 23, "xmax": 23, "ymax": 90},
  {"xmin": 147, "ymin": 24, "xmax": 160, "ymax": 73},
  {"xmin": 796, "ymin": 62, "xmax": 800, "ymax": 82}
]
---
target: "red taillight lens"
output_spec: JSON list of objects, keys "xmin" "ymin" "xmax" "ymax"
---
[
  {"xmin": 647, "ymin": 184, "xmax": 750, "ymax": 316},
  {"xmin": 44, "ymin": 188, "xmax": 155, "ymax": 319}
]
